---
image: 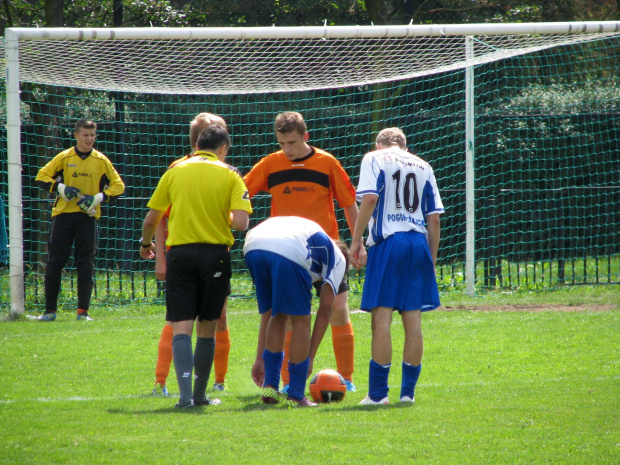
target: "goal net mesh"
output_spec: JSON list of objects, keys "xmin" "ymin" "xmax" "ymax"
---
[{"xmin": 1, "ymin": 27, "xmax": 619, "ymax": 308}]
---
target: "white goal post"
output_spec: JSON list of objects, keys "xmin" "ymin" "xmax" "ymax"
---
[{"xmin": 4, "ymin": 21, "xmax": 620, "ymax": 315}]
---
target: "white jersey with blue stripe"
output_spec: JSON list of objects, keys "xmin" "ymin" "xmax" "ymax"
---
[
  {"xmin": 243, "ymin": 216, "xmax": 346, "ymax": 294},
  {"xmin": 356, "ymin": 147, "xmax": 444, "ymax": 247}
]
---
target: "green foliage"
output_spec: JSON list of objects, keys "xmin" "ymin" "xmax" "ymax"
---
[
  {"xmin": 1, "ymin": 0, "xmax": 617, "ymax": 32},
  {"xmin": 0, "ymin": 295, "xmax": 618, "ymax": 464}
]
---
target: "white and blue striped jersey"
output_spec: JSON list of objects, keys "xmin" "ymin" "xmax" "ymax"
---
[
  {"xmin": 243, "ymin": 216, "xmax": 347, "ymax": 294},
  {"xmin": 356, "ymin": 147, "xmax": 444, "ymax": 247}
]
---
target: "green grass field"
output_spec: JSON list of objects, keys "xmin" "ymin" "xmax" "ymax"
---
[{"xmin": 1, "ymin": 287, "xmax": 618, "ymax": 464}]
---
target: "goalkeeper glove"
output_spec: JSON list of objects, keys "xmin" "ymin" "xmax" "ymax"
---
[
  {"xmin": 77, "ymin": 192, "xmax": 104, "ymax": 217},
  {"xmin": 57, "ymin": 183, "xmax": 81, "ymax": 202}
]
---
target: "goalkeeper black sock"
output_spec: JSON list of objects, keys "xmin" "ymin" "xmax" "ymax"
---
[
  {"xmin": 192, "ymin": 337, "xmax": 215, "ymax": 403},
  {"xmin": 172, "ymin": 334, "xmax": 194, "ymax": 406}
]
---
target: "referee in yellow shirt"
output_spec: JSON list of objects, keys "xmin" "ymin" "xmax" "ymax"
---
[{"xmin": 140, "ymin": 124, "xmax": 252, "ymax": 408}]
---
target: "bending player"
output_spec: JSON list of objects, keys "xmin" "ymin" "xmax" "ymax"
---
[
  {"xmin": 244, "ymin": 216, "xmax": 349, "ymax": 407},
  {"xmin": 243, "ymin": 111, "xmax": 358, "ymax": 392},
  {"xmin": 152, "ymin": 113, "xmax": 232, "ymax": 396}
]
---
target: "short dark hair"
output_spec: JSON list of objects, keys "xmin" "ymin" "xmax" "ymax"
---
[
  {"xmin": 75, "ymin": 119, "xmax": 96, "ymax": 133},
  {"xmin": 196, "ymin": 124, "xmax": 231, "ymax": 151}
]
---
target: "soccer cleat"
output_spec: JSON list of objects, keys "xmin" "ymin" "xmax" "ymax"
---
[
  {"xmin": 212, "ymin": 383, "xmax": 225, "ymax": 392},
  {"xmin": 174, "ymin": 400, "xmax": 195, "ymax": 409},
  {"xmin": 344, "ymin": 379, "xmax": 357, "ymax": 392},
  {"xmin": 400, "ymin": 396, "xmax": 415, "ymax": 403},
  {"xmin": 38, "ymin": 312, "xmax": 57, "ymax": 321},
  {"xmin": 261, "ymin": 385, "xmax": 283, "ymax": 404},
  {"xmin": 280, "ymin": 384, "xmax": 289, "ymax": 395},
  {"xmin": 152, "ymin": 384, "xmax": 169, "ymax": 397},
  {"xmin": 286, "ymin": 396, "xmax": 317, "ymax": 407},
  {"xmin": 77, "ymin": 313, "xmax": 93, "ymax": 321},
  {"xmin": 194, "ymin": 397, "xmax": 222, "ymax": 406},
  {"xmin": 359, "ymin": 395, "xmax": 389, "ymax": 405}
]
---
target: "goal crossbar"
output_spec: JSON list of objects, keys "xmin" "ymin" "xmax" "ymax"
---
[{"xmin": 7, "ymin": 21, "xmax": 620, "ymax": 41}]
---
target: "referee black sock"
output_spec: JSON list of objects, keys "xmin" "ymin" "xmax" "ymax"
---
[
  {"xmin": 193, "ymin": 337, "xmax": 215, "ymax": 403},
  {"xmin": 172, "ymin": 334, "xmax": 194, "ymax": 406}
]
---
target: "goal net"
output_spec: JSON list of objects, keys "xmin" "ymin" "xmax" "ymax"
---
[{"xmin": 2, "ymin": 23, "xmax": 620, "ymax": 313}]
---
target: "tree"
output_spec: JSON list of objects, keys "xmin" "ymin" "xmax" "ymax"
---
[{"xmin": 2, "ymin": 1, "xmax": 618, "ymax": 32}]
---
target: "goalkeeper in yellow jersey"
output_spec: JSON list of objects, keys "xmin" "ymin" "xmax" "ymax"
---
[
  {"xmin": 35, "ymin": 119, "xmax": 125, "ymax": 321},
  {"xmin": 151, "ymin": 112, "xmax": 234, "ymax": 397}
]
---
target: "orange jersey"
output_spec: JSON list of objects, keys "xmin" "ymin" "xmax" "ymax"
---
[{"xmin": 243, "ymin": 147, "xmax": 356, "ymax": 239}]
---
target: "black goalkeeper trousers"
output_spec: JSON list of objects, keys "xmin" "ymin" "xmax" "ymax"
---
[{"xmin": 44, "ymin": 212, "xmax": 98, "ymax": 312}]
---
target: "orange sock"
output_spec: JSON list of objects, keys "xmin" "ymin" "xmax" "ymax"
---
[
  {"xmin": 77, "ymin": 308, "xmax": 87, "ymax": 315},
  {"xmin": 280, "ymin": 330, "xmax": 292, "ymax": 386},
  {"xmin": 332, "ymin": 322, "xmax": 355, "ymax": 381},
  {"xmin": 214, "ymin": 329, "xmax": 231, "ymax": 384},
  {"xmin": 155, "ymin": 324, "xmax": 173, "ymax": 387}
]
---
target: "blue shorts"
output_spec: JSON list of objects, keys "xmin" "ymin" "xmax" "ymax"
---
[
  {"xmin": 361, "ymin": 231, "xmax": 440, "ymax": 312},
  {"xmin": 245, "ymin": 250, "xmax": 312, "ymax": 316}
]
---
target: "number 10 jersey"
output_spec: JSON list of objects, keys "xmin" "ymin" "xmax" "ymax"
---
[{"xmin": 356, "ymin": 147, "xmax": 444, "ymax": 247}]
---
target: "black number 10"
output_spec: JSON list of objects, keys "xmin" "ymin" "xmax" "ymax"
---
[{"xmin": 391, "ymin": 169, "xmax": 419, "ymax": 213}]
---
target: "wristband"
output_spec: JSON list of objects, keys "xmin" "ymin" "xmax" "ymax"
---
[{"xmin": 139, "ymin": 238, "xmax": 152, "ymax": 248}]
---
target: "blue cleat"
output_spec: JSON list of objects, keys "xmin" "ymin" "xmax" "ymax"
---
[
  {"xmin": 152, "ymin": 384, "xmax": 169, "ymax": 397},
  {"xmin": 38, "ymin": 312, "xmax": 57, "ymax": 321},
  {"xmin": 344, "ymin": 379, "xmax": 357, "ymax": 392},
  {"xmin": 212, "ymin": 383, "xmax": 225, "ymax": 392}
]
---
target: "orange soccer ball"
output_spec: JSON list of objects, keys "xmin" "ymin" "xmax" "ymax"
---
[{"xmin": 308, "ymin": 369, "xmax": 347, "ymax": 403}]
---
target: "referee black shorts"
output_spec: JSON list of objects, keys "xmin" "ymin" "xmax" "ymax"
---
[{"xmin": 165, "ymin": 243, "xmax": 231, "ymax": 322}]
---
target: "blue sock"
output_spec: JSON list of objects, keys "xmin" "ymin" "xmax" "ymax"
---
[
  {"xmin": 368, "ymin": 359, "xmax": 390, "ymax": 401},
  {"xmin": 263, "ymin": 349, "xmax": 284, "ymax": 389},
  {"xmin": 400, "ymin": 362, "xmax": 421, "ymax": 400},
  {"xmin": 287, "ymin": 358, "xmax": 310, "ymax": 401}
]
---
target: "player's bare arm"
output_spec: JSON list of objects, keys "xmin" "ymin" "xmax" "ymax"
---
[
  {"xmin": 140, "ymin": 208, "xmax": 165, "ymax": 259},
  {"xmin": 426, "ymin": 213, "xmax": 441, "ymax": 267},
  {"xmin": 252, "ymin": 311, "xmax": 272, "ymax": 387},
  {"xmin": 350, "ymin": 194, "xmax": 378, "ymax": 270},
  {"xmin": 230, "ymin": 209, "xmax": 250, "ymax": 231},
  {"xmin": 308, "ymin": 283, "xmax": 335, "ymax": 376},
  {"xmin": 154, "ymin": 219, "xmax": 167, "ymax": 280},
  {"xmin": 343, "ymin": 202, "xmax": 366, "ymax": 263}
]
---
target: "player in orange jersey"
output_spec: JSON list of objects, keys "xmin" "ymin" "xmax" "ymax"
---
[
  {"xmin": 243, "ymin": 111, "xmax": 358, "ymax": 392},
  {"xmin": 151, "ymin": 113, "xmax": 233, "ymax": 396}
]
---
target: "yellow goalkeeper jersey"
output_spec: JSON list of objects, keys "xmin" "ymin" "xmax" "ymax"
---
[{"xmin": 35, "ymin": 147, "xmax": 125, "ymax": 219}]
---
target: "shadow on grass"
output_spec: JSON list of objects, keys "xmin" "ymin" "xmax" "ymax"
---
[
  {"xmin": 106, "ymin": 393, "xmax": 415, "ymax": 415},
  {"xmin": 108, "ymin": 405, "xmax": 221, "ymax": 415}
]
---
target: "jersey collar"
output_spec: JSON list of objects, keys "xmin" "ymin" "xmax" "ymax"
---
[
  {"xmin": 74, "ymin": 146, "xmax": 93, "ymax": 159},
  {"xmin": 193, "ymin": 150, "xmax": 219, "ymax": 161},
  {"xmin": 290, "ymin": 147, "xmax": 316, "ymax": 163}
]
